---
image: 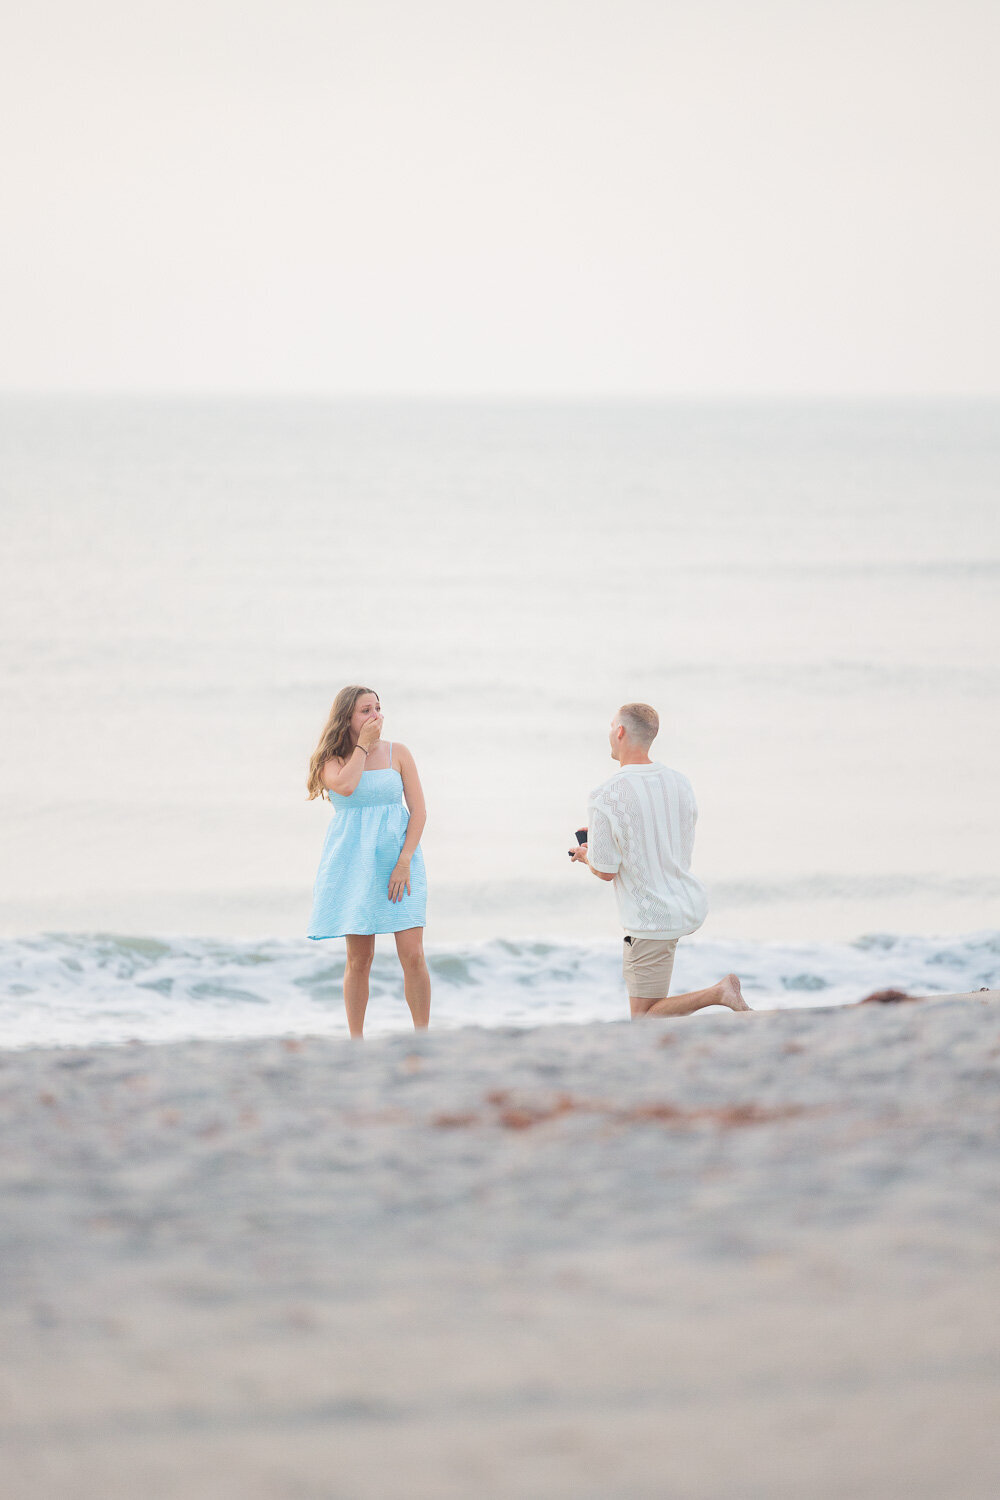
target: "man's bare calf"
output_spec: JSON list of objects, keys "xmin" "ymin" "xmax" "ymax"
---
[{"xmin": 631, "ymin": 972, "xmax": 751, "ymax": 1019}]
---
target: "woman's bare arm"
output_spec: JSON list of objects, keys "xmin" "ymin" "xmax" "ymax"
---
[
  {"xmin": 395, "ymin": 744, "xmax": 426, "ymax": 859},
  {"xmin": 321, "ymin": 716, "xmax": 382, "ymax": 796},
  {"xmin": 386, "ymin": 744, "xmax": 425, "ymax": 902},
  {"xmin": 321, "ymin": 747, "xmax": 368, "ymax": 796}
]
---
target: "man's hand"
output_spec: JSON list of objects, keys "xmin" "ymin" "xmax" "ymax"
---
[{"xmin": 570, "ymin": 841, "xmax": 615, "ymax": 881}]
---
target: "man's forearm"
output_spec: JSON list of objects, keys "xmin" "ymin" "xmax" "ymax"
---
[{"xmin": 588, "ymin": 863, "xmax": 616, "ymax": 882}]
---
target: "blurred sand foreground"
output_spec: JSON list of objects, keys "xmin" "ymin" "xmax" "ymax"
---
[{"xmin": 1, "ymin": 993, "xmax": 999, "ymax": 1500}]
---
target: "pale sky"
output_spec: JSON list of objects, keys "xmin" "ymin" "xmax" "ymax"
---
[{"xmin": 2, "ymin": 0, "xmax": 998, "ymax": 396}]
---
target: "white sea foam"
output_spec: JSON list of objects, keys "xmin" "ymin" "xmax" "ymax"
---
[{"xmin": 1, "ymin": 930, "xmax": 997, "ymax": 1049}]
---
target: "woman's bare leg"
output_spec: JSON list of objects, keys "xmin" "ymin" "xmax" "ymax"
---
[
  {"xmin": 394, "ymin": 927, "xmax": 431, "ymax": 1029},
  {"xmin": 631, "ymin": 973, "xmax": 751, "ymax": 1019},
  {"xmin": 344, "ymin": 934, "xmax": 375, "ymax": 1038}
]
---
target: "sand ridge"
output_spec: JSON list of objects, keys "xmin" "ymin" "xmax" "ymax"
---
[{"xmin": 1, "ymin": 994, "xmax": 999, "ymax": 1498}]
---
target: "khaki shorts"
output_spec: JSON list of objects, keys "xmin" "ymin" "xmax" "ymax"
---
[{"xmin": 623, "ymin": 936, "xmax": 678, "ymax": 999}]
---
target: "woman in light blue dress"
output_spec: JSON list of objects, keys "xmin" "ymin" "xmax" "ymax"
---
[{"xmin": 307, "ymin": 685, "xmax": 430, "ymax": 1037}]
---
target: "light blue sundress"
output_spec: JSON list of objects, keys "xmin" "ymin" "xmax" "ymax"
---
[{"xmin": 308, "ymin": 744, "xmax": 427, "ymax": 939}]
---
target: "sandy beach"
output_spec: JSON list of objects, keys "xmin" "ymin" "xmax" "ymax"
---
[{"xmin": 2, "ymin": 992, "xmax": 999, "ymax": 1499}]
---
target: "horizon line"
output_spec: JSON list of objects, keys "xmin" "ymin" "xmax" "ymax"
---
[{"xmin": 2, "ymin": 388, "xmax": 999, "ymax": 404}]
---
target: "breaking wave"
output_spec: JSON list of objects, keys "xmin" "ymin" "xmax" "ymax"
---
[{"xmin": 0, "ymin": 930, "xmax": 997, "ymax": 1048}]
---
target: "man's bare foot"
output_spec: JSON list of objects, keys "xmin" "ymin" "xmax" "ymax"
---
[{"xmin": 718, "ymin": 973, "xmax": 751, "ymax": 1011}]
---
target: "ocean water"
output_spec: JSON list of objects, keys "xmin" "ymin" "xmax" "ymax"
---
[
  {"xmin": 1, "ymin": 930, "xmax": 998, "ymax": 1048},
  {"xmin": 1, "ymin": 398, "xmax": 998, "ymax": 1044}
]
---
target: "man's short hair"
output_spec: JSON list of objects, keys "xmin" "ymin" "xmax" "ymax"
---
[{"xmin": 617, "ymin": 702, "xmax": 659, "ymax": 747}]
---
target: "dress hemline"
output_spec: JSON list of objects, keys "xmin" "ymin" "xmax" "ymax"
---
[{"xmin": 308, "ymin": 924, "xmax": 426, "ymax": 940}]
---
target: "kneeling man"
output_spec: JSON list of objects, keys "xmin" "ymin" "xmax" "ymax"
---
[{"xmin": 571, "ymin": 702, "xmax": 750, "ymax": 1018}]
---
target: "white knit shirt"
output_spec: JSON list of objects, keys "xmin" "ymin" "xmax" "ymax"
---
[{"xmin": 587, "ymin": 762, "xmax": 708, "ymax": 940}]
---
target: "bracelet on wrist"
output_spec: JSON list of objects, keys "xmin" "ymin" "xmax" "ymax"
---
[{"xmin": 355, "ymin": 744, "xmax": 369, "ymax": 757}]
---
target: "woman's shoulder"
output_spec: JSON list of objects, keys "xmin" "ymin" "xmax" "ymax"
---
[{"xmin": 390, "ymin": 741, "xmax": 420, "ymax": 772}]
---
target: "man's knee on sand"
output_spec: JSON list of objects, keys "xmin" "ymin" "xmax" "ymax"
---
[{"xmin": 629, "ymin": 994, "xmax": 666, "ymax": 1019}]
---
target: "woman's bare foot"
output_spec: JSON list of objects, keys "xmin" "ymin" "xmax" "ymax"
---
[{"xmin": 718, "ymin": 973, "xmax": 752, "ymax": 1011}]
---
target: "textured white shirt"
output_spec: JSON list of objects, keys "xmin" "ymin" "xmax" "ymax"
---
[{"xmin": 587, "ymin": 762, "xmax": 709, "ymax": 939}]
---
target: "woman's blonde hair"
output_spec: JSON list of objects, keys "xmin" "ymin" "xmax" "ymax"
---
[{"xmin": 306, "ymin": 685, "xmax": 379, "ymax": 800}]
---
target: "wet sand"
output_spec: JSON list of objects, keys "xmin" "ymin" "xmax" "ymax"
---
[{"xmin": 2, "ymin": 992, "xmax": 999, "ymax": 1498}]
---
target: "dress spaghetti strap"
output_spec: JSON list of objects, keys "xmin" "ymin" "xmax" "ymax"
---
[{"xmin": 388, "ymin": 742, "xmax": 393, "ymax": 769}]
